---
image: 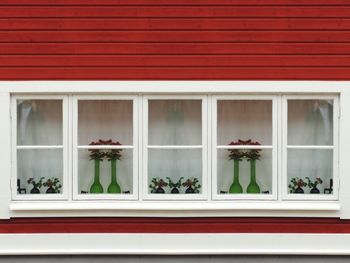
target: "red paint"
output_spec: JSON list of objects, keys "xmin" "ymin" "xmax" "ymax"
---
[{"xmin": 0, "ymin": 217, "xmax": 349, "ymax": 234}]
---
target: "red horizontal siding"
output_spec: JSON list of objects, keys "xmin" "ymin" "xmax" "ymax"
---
[
  {"xmin": 1, "ymin": 218, "xmax": 350, "ymax": 234},
  {"xmin": 2, "ymin": 7, "xmax": 350, "ymax": 19},
  {"xmin": 3, "ymin": 18, "xmax": 350, "ymax": 30},
  {"xmin": 2, "ymin": 55, "xmax": 350, "ymax": 67}
]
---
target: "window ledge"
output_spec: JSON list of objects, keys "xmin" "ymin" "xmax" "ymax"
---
[{"xmin": 9, "ymin": 201, "xmax": 340, "ymax": 212}]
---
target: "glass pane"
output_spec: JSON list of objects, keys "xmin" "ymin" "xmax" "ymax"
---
[
  {"xmin": 217, "ymin": 100, "xmax": 272, "ymax": 146},
  {"xmin": 17, "ymin": 100, "xmax": 63, "ymax": 145},
  {"xmin": 17, "ymin": 149, "xmax": 63, "ymax": 195},
  {"xmin": 78, "ymin": 148, "xmax": 133, "ymax": 195},
  {"xmin": 287, "ymin": 149, "xmax": 333, "ymax": 195},
  {"xmin": 148, "ymin": 149, "xmax": 202, "ymax": 194},
  {"xmin": 217, "ymin": 149, "xmax": 272, "ymax": 195},
  {"xmin": 148, "ymin": 100, "xmax": 202, "ymax": 145},
  {"xmin": 78, "ymin": 100, "xmax": 133, "ymax": 146},
  {"xmin": 288, "ymin": 100, "xmax": 333, "ymax": 145}
]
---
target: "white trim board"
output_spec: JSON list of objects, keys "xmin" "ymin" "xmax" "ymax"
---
[{"xmin": 1, "ymin": 233, "xmax": 350, "ymax": 255}]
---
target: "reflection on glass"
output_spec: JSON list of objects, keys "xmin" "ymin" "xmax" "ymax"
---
[
  {"xmin": 17, "ymin": 100, "xmax": 63, "ymax": 146},
  {"xmin": 17, "ymin": 149, "xmax": 63, "ymax": 195},
  {"xmin": 287, "ymin": 149, "xmax": 333, "ymax": 195},
  {"xmin": 288, "ymin": 100, "xmax": 333, "ymax": 145},
  {"xmin": 148, "ymin": 149, "xmax": 202, "ymax": 194},
  {"xmin": 78, "ymin": 149, "xmax": 133, "ymax": 195},
  {"xmin": 217, "ymin": 100, "xmax": 272, "ymax": 146},
  {"xmin": 148, "ymin": 100, "xmax": 202, "ymax": 145},
  {"xmin": 78, "ymin": 100, "xmax": 133, "ymax": 146},
  {"xmin": 217, "ymin": 149, "xmax": 272, "ymax": 195}
]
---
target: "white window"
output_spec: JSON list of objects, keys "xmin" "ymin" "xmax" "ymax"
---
[{"xmin": 2, "ymin": 82, "xmax": 348, "ymax": 219}]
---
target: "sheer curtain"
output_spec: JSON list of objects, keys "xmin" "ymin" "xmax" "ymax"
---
[
  {"xmin": 148, "ymin": 100, "xmax": 202, "ymax": 194},
  {"xmin": 17, "ymin": 100, "xmax": 63, "ymax": 194},
  {"xmin": 287, "ymin": 100, "xmax": 334, "ymax": 194}
]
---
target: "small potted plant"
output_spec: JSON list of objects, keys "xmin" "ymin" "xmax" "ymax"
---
[
  {"xmin": 43, "ymin": 177, "xmax": 62, "ymax": 194},
  {"xmin": 305, "ymin": 177, "xmax": 323, "ymax": 194},
  {"xmin": 182, "ymin": 177, "xmax": 201, "ymax": 194},
  {"xmin": 288, "ymin": 177, "xmax": 307, "ymax": 194},
  {"xmin": 167, "ymin": 177, "xmax": 184, "ymax": 194},
  {"xmin": 149, "ymin": 178, "xmax": 168, "ymax": 194},
  {"xmin": 27, "ymin": 177, "xmax": 44, "ymax": 194}
]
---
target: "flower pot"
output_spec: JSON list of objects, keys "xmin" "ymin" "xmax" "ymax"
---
[
  {"xmin": 30, "ymin": 186, "xmax": 40, "ymax": 194},
  {"xmin": 310, "ymin": 187, "xmax": 320, "ymax": 194},
  {"xmin": 155, "ymin": 187, "xmax": 165, "ymax": 194},
  {"xmin": 46, "ymin": 187, "xmax": 55, "ymax": 194},
  {"xmin": 185, "ymin": 187, "xmax": 195, "ymax": 194},
  {"xmin": 294, "ymin": 187, "xmax": 304, "ymax": 194},
  {"xmin": 171, "ymin": 187, "xmax": 179, "ymax": 194}
]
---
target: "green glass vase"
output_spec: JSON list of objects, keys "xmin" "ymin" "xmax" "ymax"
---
[
  {"xmin": 229, "ymin": 159, "xmax": 243, "ymax": 193},
  {"xmin": 247, "ymin": 159, "xmax": 260, "ymax": 194},
  {"xmin": 107, "ymin": 159, "xmax": 121, "ymax": 194},
  {"xmin": 90, "ymin": 159, "xmax": 104, "ymax": 193}
]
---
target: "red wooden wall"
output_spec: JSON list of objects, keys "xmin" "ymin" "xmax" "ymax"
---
[
  {"xmin": 1, "ymin": 0, "xmax": 350, "ymax": 233},
  {"xmin": 2, "ymin": 0, "xmax": 350, "ymax": 80}
]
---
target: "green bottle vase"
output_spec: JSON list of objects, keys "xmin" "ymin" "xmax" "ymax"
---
[
  {"xmin": 247, "ymin": 159, "xmax": 260, "ymax": 194},
  {"xmin": 229, "ymin": 159, "xmax": 243, "ymax": 193},
  {"xmin": 107, "ymin": 159, "xmax": 121, "ymax": 194},
  {"xmin": 90, "ymin": 159, "xmax": 104, "ymax": 193}
]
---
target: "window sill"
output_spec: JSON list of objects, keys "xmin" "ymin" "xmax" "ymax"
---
[{"xmin": 9, "ymin": 201, "xmax": 340, "ymax": 214}]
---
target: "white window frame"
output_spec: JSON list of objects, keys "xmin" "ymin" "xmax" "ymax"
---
[
  {"xmin": 11, "ymin": 95, "xmax": 69, "ymax": 201},
  {"xmin": 72, "ymin": 95, "xmax": 139, "ymax": 201},
  {"xmin": 2, "ymin": 81, "xmax": 348, "ymax": 219},
  {"xmin": 142, "ymin": 95, "xmax": 208, "ymax": 201},
  {"xmin": 211, "ymin": 95, "xmax": 278, "ymax": 201},
  {"xmin": 281, "ymin": 95, "xmax": 339, "ymax": 201}
]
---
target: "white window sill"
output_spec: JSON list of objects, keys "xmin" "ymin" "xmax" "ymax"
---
[{"xmin": 9, "ymin": 201, "xmax": 340, "ymax": 213}]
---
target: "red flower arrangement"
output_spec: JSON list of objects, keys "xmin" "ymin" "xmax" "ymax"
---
[
  {"xmin": 88, "ymin": 139, "xmax": 123, "ymax": 161},
  {"xmin": 228, "ymin": 139, "xmax": 262, "ymax": 161}
]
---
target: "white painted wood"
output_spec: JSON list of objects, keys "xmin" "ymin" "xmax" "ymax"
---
[
  {"xmin": 281, "ymin": 95, "xmax": 339, "ymax": 201},
  {"xmin": 1, "ymin": 233, "xmax": 350, "ymax": 255},
  {"xmin": 1, "ymin": 81, "xmax": 348, "ymax": 93},
  {"xmin": 11, "ymin": 95, "xmax": 69, "ymax": 201},
  {"xmin": 339, "ymin": 91, "xmax": 350, "ymax": 219},
  {"xmin": 1, "ymin": 81, "xmax": 347, "ymax": 218},
  {"xmin": 142, "ymin": 95, "xmax": 208, "ymax": 201},
  {"xmin": 211, "ymin": 95, "xmax": 278, "ymax": 201},
  {"xmin": 72, "ymin": 95, "xmax": 139, "ymax": 201},
  {"xmin": 0, "ymin": 92, "xmax": 11, "ymax": 219}
]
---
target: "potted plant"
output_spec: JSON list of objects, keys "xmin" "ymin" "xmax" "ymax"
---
[
  {"xmin": 305, "ymin": 177, "xmax": 323, "ymax": 194},
  {"xmin": 227, "ymin": 140, "xmax": 245, "ymax": 194},
  {"xmin": 88, "ymin": 139, "xmax": 105, "ymax": 193},
  {"xmin": 244, "ymin": 140, "xmax": 262, "ymax": 194},
  {"xmin": 43, "ymin": 177, "xmax": 62, "ymax": 194},
  {"xmin": 105, "ymin": 140, "xmax": 123, "ymax": 194},
  {"xmin": 182, "ymin": 177, "xmax": 201, "ymax": 194},
  {"xmin": 167, "ymin": 177, "xmax": 184, "ymax": 194},
  {"xmin": 27, "ymin": 177, "xmax": 44, "ymax": 194},
  {"xmin": 288, "ymin": 177, "xmax": 307, "ymax": 194},
  {"xmin": 149, "ymin": 178, "xmax": 168, "ymax": 194}
]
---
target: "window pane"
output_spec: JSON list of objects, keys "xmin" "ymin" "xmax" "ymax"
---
[
  {"xmin": 217, "ymin": 149, "xmax": 272, "ymax": 195},
  {"xmin": 17, "ymin": 100, "xmax": 63, "ymax": 146},
  {"xmin": 288, "ymin": 100, "xmax": 333, "ymax": 145},
  {"xmin": 148, "ymin": 100, "xmax": 202, "ymax": 145},
  {"xmin": 148, "ymin": 149, "xmax": 202, "ymax": 194},
  {"xmin": 17, "ymin": 149, "xmax": 63, "ymax": 195},
  {"xmin": 217, "ymin": 100, "xmax": 272, "ymax": 146},
  {"xmin": 78, "ymin": 100, "xmax": 133, "ymax": 146},
  {"xmin": 287, "ymin": 149, "xmax": 333, "ymax": 195},
  {"xmin": 78, "ymin": 148, "xmax": 133, "ymax": 195}
]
